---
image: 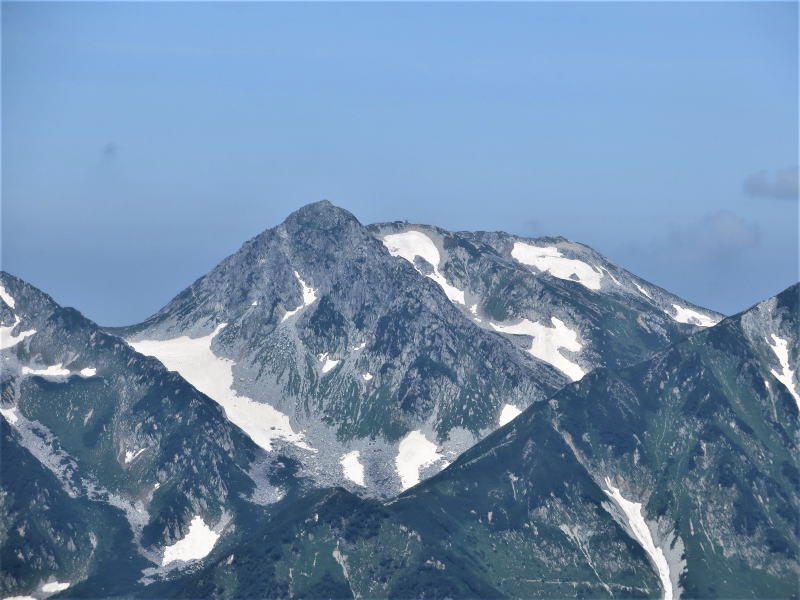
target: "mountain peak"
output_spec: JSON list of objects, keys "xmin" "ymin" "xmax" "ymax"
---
[{"xmin": 281, "ymin": 200, "xmax": 360, "ymax": 232}]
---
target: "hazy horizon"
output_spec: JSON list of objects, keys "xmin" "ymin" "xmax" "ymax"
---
[{"xmin": 3, "ymin": 1, "xmax": 797, "ymax": 324}]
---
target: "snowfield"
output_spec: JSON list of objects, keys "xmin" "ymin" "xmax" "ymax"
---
[
  {"xmin": 670, "ymin": 304, "xmax": 719, "ymax": 328},
  {"xmin": 21, "ymin": 364, "xmax": 70, "ymax": 378},
  {"xmin": 40, "ymin": 582, "xmax": 70, "ymax": 593},
  {"xmin": 129, "ymin": 324, "xmax": 313, "ymax": 452},
  {"xmin": 318, "ymin": 353, "xmax": 340, "ymax": 374},
  {"xmin": 382, "ymin": 230, "xmax": 466, "ymax": 305},
  {"xmin": 767, "ymin": 334, "xmax": 800, "ymax": 410},
  {"xmin": 0, "ymin": 315, "xmax": 36, "ymax": 350},
  {"xmin": 491, "ymin": 317, "xmax": 585, "ymax": 382},
  {"xmin": 634, "ymin": 282, "xmax": 653, "ymax": 299},
  {"xmin": 511, "ymin": 242, "xmax": 603, "ymax": 290},
  {"xmin": 395, "ymin": 430, "xmax": 444, "ymax": 490},
  {"xmin": 162, "ymin": 515, "xmax": 220, "ymax": 565},
  {"xmin": 0, "ymin": 285, "xmax": 36, "ymax": 350},
  {"xmin": 18, "ymin": 364, "xmax": 97, "ymax": 380},
  {"xmin": 281, "ymin": 271, "xmax": 318, "ymax": 322},
  {"xmin": 340, "ymin": 450, "xmax": 366, "ymax": 487},
  {"xmin": 0, "ymin": 284, "xmax": 17, "ymax": 309},
  {"xmin": 0, "ymin": 407, "xmax": 19, "ymax": 424},
  {"xmin": 498, "ymin": 404, "xmax": 522, "ymax": 427},
  {"xmin": 603, "ymin": 478, "xmax": 673, "ymax": 600},
  {"xmin": 124, "ymin": 448, "xmax": 146, "ymax": 464}
]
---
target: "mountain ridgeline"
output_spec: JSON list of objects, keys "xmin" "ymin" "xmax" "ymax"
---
[
  {"xmin": 0, "ymin": 200, "xmax": 796, "ymax": 600},
  {"xmin": 0, "ymin": 274, "xmax": 292, "ymax": 598},
  {"xmin": 114, "ymin": 201, "xmax": 721, "ymax": 496},
  {"xmin": 137, "ymin": 284, "xmax": 800, "ymax": 600}
]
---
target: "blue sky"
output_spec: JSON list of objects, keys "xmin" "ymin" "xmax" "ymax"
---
[{"xmin": 2, "ymin": 1, "xmax": 797, "ymax": 325}]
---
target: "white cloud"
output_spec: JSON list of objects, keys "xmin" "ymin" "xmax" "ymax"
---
[{"xmin": 743, "ymin": 167, "xmax": 798, "ymax": 201}]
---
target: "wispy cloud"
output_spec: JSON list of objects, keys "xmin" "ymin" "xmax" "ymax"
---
[
  {"xmin": 653, "ymin": 210, "xmax": 760, "ymax": 265},
  {"xmin": 617, "ymin": 210, "xmax": 765, "ymax": 314},
  {"xmin": 101, "ymin": 142, "xmax": 118, "ymax": 159},
  {"xmin": 743, "ymin": 167, "xmax": 798, "ymax": 201}
]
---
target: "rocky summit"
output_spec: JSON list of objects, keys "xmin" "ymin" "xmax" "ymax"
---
[{"xmin": 113, "ymin": 201, "xmax": 720, "ymax": 497}]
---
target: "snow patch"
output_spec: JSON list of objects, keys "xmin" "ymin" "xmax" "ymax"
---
[
  {"xmin": 129, "ymin": 325, "xmax": 313, "ymax": 452},
  {"xmin": 318, "ymin": 353, "xmax": 340, "ymax": 374},
  {"xmin": 469, "ymin": 303, "xmax": 482, "ymax": 322},
  {"xmin": 161, "ymin": 515, "xmax": 219, "ymax": 565},
  {"xmin": 382, "ymin": 230, "xmax": 466, "ymax": 305},
  {"xmin": 281, "ymin": 271, "xmax": 318, "ymax": 322},
  {"xmin": 767, "ymin": 334, "xmax": 800, "ymax": 410},
  {"xmin": 40, "ymin": 581, "xmax": 70, "ymax": 593},
  {"xmin": 491, "ymin": 317, "xmax": 585, "ymax": 381},
  {"xmin": 603, "ymin": 478, "xmax": 674, "ymax": 600},
  {"xmin": 19, "ymin": 364, "xmax": 95, "ymax": 379},
  {"xmin": 332, "ymin": 544, "xmax": 353, "ymax": 592},
  {"xmin": 0, "ymin": 284, "xmax": 16, "ymax": 309},
  {"xmin": 634, "ymin": 282, "xmax": 652, "ymax": 299},
  {"xmin": 395, "ymin": 430, "xmax": 443, "ymax": 490},
  {"xmin": 1, "ymin": 407, "xmax": 19, "ymax": 424},
  {"xmin": 498, "ymin": 404, "xmax": 522, "ymax": 427},
  {"xmin": 361, "ymin": 372, "xmax": 373, "ymax": 381},
  {"xmin": 511, "ymin": 242, "xmax": 602, "ymax": 290},
  {"xmin": 0, "ymin": 316, "xmax": 36, "ymax": 350},
  {"xmin": 602, "ymin": 267, "xmax": 622, "ymax": 286},
  {"xmin": 124, "ymin": 448, "xmax": 146, "ymax": 464},
  {"xmin": 0, "ymin": 286, "xmax": 36, "ymax": 350},
  {"xmin": 21, "ymin": 364, "xmax": 70, "ymax": 379},
  {"xmin": 669, "ymin": 304, "xmax": 719, "ymax": 328},
  {"xmin": 340, "ymin": 450, "xmax": 366, "ymax": 486}
]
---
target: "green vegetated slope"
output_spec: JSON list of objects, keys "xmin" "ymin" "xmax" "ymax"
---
[
  {"xmin": 145, "ymin": 285, "xmax": 798, "ymax": 599},
  {"xmin": 0, "ymin": 273, "xmax": 294, "ymax": 599}
]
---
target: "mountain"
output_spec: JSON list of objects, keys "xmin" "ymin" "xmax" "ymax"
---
[
  {"xmin": 146, "ymin": 285, "xmax": 797, "ymax": 599},
  {"xmin": 0, "ymin": 212, "xmax": 794, "ymax": 600},
  {"xmin": 0, "ymin": 273, "xmax": 295, "ymax": 599},
  {"xmin": 114, "ymin": 201, "xmax": 721, "ymax": 496},
  {"xmin": 541, "ymin": 283, "xmax": 798, "ymax": 598},
  {"xmin": 370, "ymin": 221, "xmax": 722, "ymax": 373}
]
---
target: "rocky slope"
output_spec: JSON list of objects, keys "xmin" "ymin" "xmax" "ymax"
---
[
  {"xmin": 0, "ymin": 231, "xmax": 794, "ymax": 599},
  {"xmin": 539, "ymin": 283, "xmax": 799, "ymax": 598},
  {"xmin": 0, "ymin": 273, "xmax": 294, "ymax": 599},
  {"xmin": 371, "ymin": 222, "xmax": 722, "ymax": 375},
  {"xmin": 144, "ymin": 285, "xmax": 797, "ymax": 599},
  {"xmin": 115, "ymin": 201, "xmax": 720, "ymax": 496}
]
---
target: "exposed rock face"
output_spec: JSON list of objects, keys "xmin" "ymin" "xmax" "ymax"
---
[
  {"xmin": 0, "ymin": 273, "xmax": 284, "ymax": 598},
  {"xmin": 542, "ymin": 284, "xmax": 799, "ymax": 599},
  {"xmin": 4, "ymin": 203, "xmax": 790, "ymax": 600},
  {"xmin": 149, "ymin": 286, "xmax": 796, "ymax": 600},
  {"xmin": 372, "ymin": 222, "xmax": 722, "ymax": 374},
  {"xmin": 117, "ymin": 201, "xmax": 718, "ymax": 496}
]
